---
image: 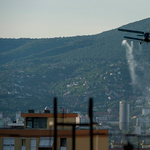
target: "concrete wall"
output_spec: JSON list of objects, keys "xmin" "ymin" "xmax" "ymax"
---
[
  {"xmin": 57, "ymin": 138, "xmax": 60, "ymax": 150},
  {"xmin": 75, "ymin": 137, "xmax": 108, "ymax": 150},
  {"xmin": 47, "ymin": 117, "xmax": 75, "ymax": 129},
  {"xmin": 66, "ymin": 138, "xmax": 72, "ymax": 150},
  {"xmin": 15, "ymin": 138, "xmax": 21, "ymax": 150},
  {"xmin": 0, "ymin": 137, "xmax": 2, "ymax": 150},
  {"xmin": 0, "ymin": 129, "xmax": 108, "ymax": 150},
  {"xmin": 0, "ymin": 136, "xmax": 108, "ymax": 150},
  {"xmin": 26, "ymin": 138, "xmax": 30, "ymax": 150},
  {"xmin": 36, "ymin": 138, "xmax": 40, "ymax": 150}
]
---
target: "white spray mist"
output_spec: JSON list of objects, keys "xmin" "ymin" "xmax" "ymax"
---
[
  {"xmin": 122, "ymin": 40, "xmax": 150, "ymax": 97},
  {"xmin": 122, "ymin": 40, "xmax": 137, "ymax": 84}
]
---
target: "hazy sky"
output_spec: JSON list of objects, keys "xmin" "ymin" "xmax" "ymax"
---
[{"xmin": 0, "ymin": 0, "xmax": 150, "ymax": 38}]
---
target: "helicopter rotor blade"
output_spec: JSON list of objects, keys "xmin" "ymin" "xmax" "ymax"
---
[{"xmin": 118, "ymin": 28, "xmax": 144, "ymax": 34}]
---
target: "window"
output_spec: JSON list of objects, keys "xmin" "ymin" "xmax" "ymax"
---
[
  {"xmin": 33, "ymin": 118, "xmax": 47, "ymax": 128},
  {"xmin": 30, "ymin": 138, "xmax": 36, "ymax": 150},
  {"xmin": 21, "ymin": 139, "xmax": 26, "ymax": 150},
  {"xmin": 3, "ymin": 137, "xmax": 15, "ymax": 150},
  {"xmin": 22, "ymin": 139, "xmax": 26, "ymax": 146},
  {"xmin": 26, "ymin": 117, "xmax": 47, "ymax": 128},
  {"xmin": 34, "ymin": 123, "xmax": 39, "ymax": 128},
  {"xmin": 60, "ymin": 138, "xmax": 66, "ymax": 147},
  {"xmin": 39, "ymin": 148, "xmax": 52, "ymax": 150},
  {"xmin": 39, "ymin": 137, "xmax": 54, "ymax": 150},
  {"xmin": 26, "ymin": 117, "xmax": 33, "ymax": 128}
]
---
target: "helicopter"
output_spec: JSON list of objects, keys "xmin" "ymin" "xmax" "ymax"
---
[{"xmin": 118, "ymin": 28, "xmax": 150, "ymax": 44}]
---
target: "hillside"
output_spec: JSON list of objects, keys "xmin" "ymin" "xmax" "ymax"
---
[{"xmin": 1, "ymin": 18, "xmax": 150, "ymax": 119}]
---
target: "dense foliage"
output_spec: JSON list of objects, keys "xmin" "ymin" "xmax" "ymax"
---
[{"xmin": 1, "ymin": 18, "xmax": 150, "ymax": 119}]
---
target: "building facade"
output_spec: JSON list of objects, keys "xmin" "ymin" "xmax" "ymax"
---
[
  {"xmin": 119, "ymin": 100, "xmax": 130, "ymax": 131},
  {"xmin": 0, "ymin": 111, "xmax": 109, "ymax": 150}
]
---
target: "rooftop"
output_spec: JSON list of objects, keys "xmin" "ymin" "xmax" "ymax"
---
[{"xmin": 21, "ymin": 113, "xmax": 78, "ymax": 118}]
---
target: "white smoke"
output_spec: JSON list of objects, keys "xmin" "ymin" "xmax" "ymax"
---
[
  {"xmin": 122, "ymin": 40, "xmax": 137, "ymax": 84},
  {"xmin": 122, "ymin": 40, "xmax": 150, "ymax": 97}
]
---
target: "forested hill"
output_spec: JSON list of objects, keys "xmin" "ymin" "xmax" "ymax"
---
[{"xmin": 1, "ymin": 18, "xmax": 150, "ymax": 119}]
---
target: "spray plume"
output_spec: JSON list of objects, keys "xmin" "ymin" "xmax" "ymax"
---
[
  {"xmin": 122, "ymin": 40, "xmax": 150, "ymax": 98},
  {"xmin": 122, "ymin": 40, "xmax": 137, "ymax": 84}
]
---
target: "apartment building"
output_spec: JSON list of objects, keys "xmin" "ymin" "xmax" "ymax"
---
[{"xmin": 0, "ymin": 110, "xmax": 108, "ymax": 150}]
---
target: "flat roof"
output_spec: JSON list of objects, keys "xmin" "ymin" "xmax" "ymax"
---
[
  {"xmin": 8, "ymin": 123, "xmax": 24, "ymax": 126},
  {"xmin": 21, "ymin": 113, "xmax": 78, "ymax": 118},
  {"xmin": 0, "ymin": 129, "xmax": 108, "ymax": 138}
]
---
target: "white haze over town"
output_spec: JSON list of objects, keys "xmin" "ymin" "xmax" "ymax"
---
[{"xmin": 0, "ymin": 0, "xmax": 150, "ymax": 38}]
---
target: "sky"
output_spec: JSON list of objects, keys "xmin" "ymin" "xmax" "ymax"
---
[{"xmin": 0, "ymin": 0, "xmax": 150, "ymax": 38}]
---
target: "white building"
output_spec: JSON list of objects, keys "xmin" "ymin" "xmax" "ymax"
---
[
  {"xmin": 119, "ymin": 100, "xmax": 130, "ymax": 131},
  {"xmin": 135, "ymin": 126, "xmax": 141, "ymax": 134},
  {"xmin": 142, "ymin": 108, "xmax": 150, "ymax": 116},
  {"xmin": 136, "ymin": 117, "xmax": 150, "ymax": 127}
]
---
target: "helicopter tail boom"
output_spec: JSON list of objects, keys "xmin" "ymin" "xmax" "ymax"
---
[{"xmin": 124, "ymin": 36, "xmax": 143, "ymax": 41}]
